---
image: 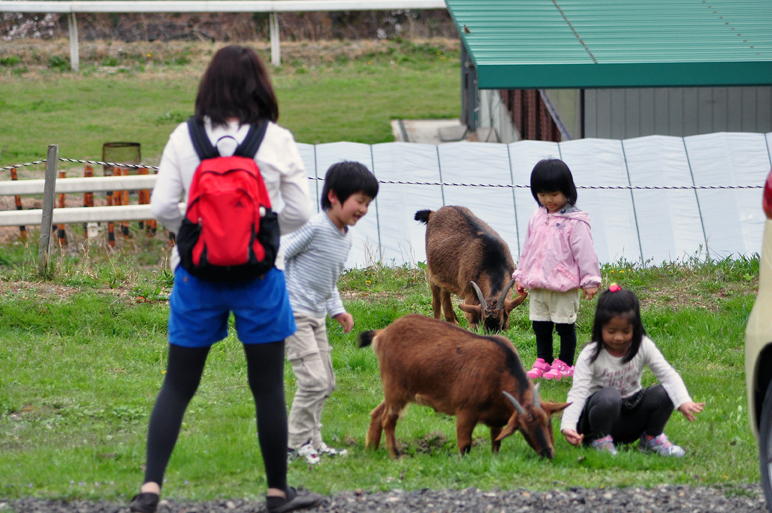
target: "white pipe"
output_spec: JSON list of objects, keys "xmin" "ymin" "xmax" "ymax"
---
[
  {"xmin": 67, "ymin": 12, "xmax": 79, "ymax": 71},
  {"xmin": 270, "ymin": 12, "xmax": 280, "ymax": 66},
  {"xmin": 0, "ymin": 203, "xmax": 185, "ymax": 226},
  {"xmin": 0, "ymin": 175, "xmax": 157, "ymax": 196},
  {"xmin": 0, "ymin": 1, "xmax": 446, "ymax": 13}
]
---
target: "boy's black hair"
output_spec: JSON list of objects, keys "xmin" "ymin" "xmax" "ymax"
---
[
  {"xmin": 195, "ymin": 45, "xmax": 279, "ymax": 127},
  {"xmin": 588, "ymin": 287, "xmax": 646, "ymax": 364},
  {"xmin": 321, "ymin": 161, "xmax": 379, "ymax": 210},
  {"xmin": 530, "ymin": 159, "xmax": 578, "ymax": 206}
]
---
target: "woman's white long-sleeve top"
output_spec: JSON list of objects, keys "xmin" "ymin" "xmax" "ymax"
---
[{"xmin": 150, "ymin": 118, "xmax": 313, "ymax": 271}]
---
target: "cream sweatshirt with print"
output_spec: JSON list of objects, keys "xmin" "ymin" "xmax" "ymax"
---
[{"xmin": 561, "ymin": 337, "xmax": 693, "ymax": 433}]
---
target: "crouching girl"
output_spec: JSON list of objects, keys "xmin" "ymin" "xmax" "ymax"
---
[{"xmin": 560, "ymin": 284, "xmax": 704, "ymax": 456}]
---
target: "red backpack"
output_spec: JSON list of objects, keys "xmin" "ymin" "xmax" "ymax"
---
[{"xmin": 176, "ymin": 117, "xmax": 280, "ymax": 282}]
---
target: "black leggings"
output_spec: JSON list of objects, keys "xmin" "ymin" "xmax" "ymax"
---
[
  {"xmin": 578, "ymin": 385, "xmax": 675, "ymax": 445},
  {"xmin": 143, "ymin": 342, "xmax": 288, "ymax": 491},
  {"xmin": 533, "ymin": 320, "xmax": 577, "ymax": 365}
]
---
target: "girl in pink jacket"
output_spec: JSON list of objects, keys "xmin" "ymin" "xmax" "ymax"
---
[{"xmin": 513, "ymin": 159, "xmax": 601, "ymax": 380}]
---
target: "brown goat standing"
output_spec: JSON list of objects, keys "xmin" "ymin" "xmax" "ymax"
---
[
  {"xmin": 415, "ymin": 206, "xmax": 527, "ymax": 332},
  {"xmin": 359, "ymin": 315, "xmax": 569, "ymax": 458}
]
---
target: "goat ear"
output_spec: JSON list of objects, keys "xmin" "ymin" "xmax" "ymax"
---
[
  {"xmin": 458, "ymin": 304, "xmax": 482, "ymax": 314},
  {"xmin": 504, "ymin": 292, "xmax": 527, "ymax": 313},
  {"xmin": 494, "ymin": 412, "xmax": 519, "ymax": 441},
  {"xmin": 542, "ymin": 401, "xmax": 571, "ymax": 416}
]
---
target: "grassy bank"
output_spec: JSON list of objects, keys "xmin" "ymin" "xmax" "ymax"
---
[
  {"xmin": 0, "ymin": 38, "xmax": 460, "ymax": 170},
  {"xmin": 0, "ymin": 238, "xmax": 761, "ymax": 500}
]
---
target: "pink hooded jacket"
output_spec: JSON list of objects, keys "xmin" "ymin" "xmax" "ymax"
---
[{"xmin": 513, "ymin": 206, "xmax": 601, "ymax": 292}]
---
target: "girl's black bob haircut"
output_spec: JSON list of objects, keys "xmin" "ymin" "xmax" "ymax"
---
[
  {"xmin": 530, "ymin": 159, "xmax": 578, "ymax": 206},
  {"xmin": 589, "ymin": 287, "xmax": 646, "ymax": 364},
  {"xmin": 195, "ymin": 45, "xmax": 279, "ymax": 127},
  {"xmin": 321, "ymin": 161, "xmax": 379, "ymax": 211}
]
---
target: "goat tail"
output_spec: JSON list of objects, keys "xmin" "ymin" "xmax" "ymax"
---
[
  {"xmin": 414, "ymin": 209, "xmax": 433, "ymax": 225},
  {"xmin": 358, "ymin": 330, "xmax": 380, "ymax": 348}
]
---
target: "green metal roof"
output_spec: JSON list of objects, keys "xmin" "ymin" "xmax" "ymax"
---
[{"xmin": 445, "ymin": 0, "xmax": 772, "ymax": 89}]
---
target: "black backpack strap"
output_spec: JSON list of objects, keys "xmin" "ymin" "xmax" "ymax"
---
[
  {"xmin": 235, "ymin": 121, "xmax": 268, "ymax": 158},
  {"xmin": 186, "ymin": 117, "xmax": 220, "ymax": 160}
]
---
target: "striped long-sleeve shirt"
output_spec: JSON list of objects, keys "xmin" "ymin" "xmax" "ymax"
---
[{"xmin": 282, "ymin": 212, "xmax": 351, "ymax": 318}]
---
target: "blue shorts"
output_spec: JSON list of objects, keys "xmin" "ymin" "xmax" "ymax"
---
[{"xmin": 168, "ymin": 266, "xmax": 296, "ymax": 348}]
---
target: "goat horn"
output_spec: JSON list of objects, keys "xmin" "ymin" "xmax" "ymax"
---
[
  {"xmin": 533, "ymin": 383, "xmax": 541, "ymax": 410},
  {"xmin": 495, "ymin": 279, "xmax": 515, "ymax": 310},
  {"xmin": 502, "ymin": 391, "xmax": 526, "ymax": 416},
  {"xmin": 471, "ymin": 281, "xmax": 488, "ymax": 310}
]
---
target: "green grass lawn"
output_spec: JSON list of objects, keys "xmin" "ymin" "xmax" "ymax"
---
[
  {"xmin": 0, "ymin": 238, "xmax": 761, "ymax": 501},
  {"xmin": 0, "ymin": 37, "xmax": 762, "ymax": 502},
  {"xmin": 0, "ymin": 39, "xmax": 460, "ymax": 169}
]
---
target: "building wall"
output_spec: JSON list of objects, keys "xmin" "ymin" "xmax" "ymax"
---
[
  {"xmin": 482, "ymin": 86, "xmax": 772, "ymax": 142},
  {"xmin": 479, "ymin": 89, "xmax": 519, "ymax": 143},
  {"xmin": 585, "ymin": 87, "xmax": 772, "ymax": 139}
]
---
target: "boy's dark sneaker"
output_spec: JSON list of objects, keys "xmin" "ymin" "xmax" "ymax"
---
[
  {"xmin": 266, "ymin": 486, "xmax": 322, "ymax": 513},
  {"xmin": 129, "ymin": 492, "xmax": 159, "ymax": 513}
]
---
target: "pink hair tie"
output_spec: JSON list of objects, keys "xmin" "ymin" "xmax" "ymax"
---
[{"xmin": 609, "ymin": 283, "xmax": 622, "ymax": 293}]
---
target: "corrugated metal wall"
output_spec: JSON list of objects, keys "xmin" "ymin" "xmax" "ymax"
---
[{"xmin": 585, "ymin": 87, "xmax": 772, "ymax": 139}]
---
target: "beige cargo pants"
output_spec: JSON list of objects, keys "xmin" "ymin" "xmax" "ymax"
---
[{"xmin": 286, "ymin": 312, "xmax": 336, "ymax": 449}]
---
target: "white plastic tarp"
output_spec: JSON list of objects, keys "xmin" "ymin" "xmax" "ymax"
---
[
  {"xmin": 684, "ymin": 133, "xmax": 770, "ymax": 259},
  {"xmin": 438, "ymin": 142, "xmax": 519, "ymax": 262},
  {"xmin": 296, "ymin": 143, "xmax": 318, "ymax": 213},
  {"xmin": 284, "ymin": 132, "xmax": 772, "ymax": 268},
  {"xmin": 622, "ymin": 136, "xmax": 705, "ymax": 264},
  {"xmin": 559, "ymin": 138, "xmax": 641, "ymax": 264},
  {"xmin": 372, "ymin": 143, "xmax": 443, "ymax": 266}
]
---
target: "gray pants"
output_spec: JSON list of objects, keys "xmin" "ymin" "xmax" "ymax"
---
[{"xmin": 286, "ymin": 312, "xmax": 336, "ymax": 448}]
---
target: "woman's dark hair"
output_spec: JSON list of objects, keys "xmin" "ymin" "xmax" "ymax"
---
[
  {"xmin": 321, "ymin": 161, "xmax": 379, "ymax": 211},
  {"xmin": 589, "ymin": 287, "xmax": 646, "ymax": 364},
  {"xmin": 195, "ymin": 45, "xmax": 278, "ymax": 127},
  {"xmin": 530, "ymin": 159, "xmax": 578, "ymax": 206}
]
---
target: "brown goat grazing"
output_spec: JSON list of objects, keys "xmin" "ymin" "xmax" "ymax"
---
[
  {"xmin": 415, "ymin": 206, "xmax": 527, "ymax": 332},
  {"xmin": 359, "ymin": 315, "xmax": 569, "ymax": 458}
]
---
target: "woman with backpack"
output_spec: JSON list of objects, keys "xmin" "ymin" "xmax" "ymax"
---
[{"xmin": 130, "ymin": 45, "xmax": 320, "ymax": 513}]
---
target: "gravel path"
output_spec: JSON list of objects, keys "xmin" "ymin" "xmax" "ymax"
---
[{"xmin": 4, "ymin": 485, "xmax": 768, "ymax": 513}]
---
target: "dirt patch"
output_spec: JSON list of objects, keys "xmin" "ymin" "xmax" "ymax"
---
[
  {"xmin": 412, "ymin": 430, "xmax": 449, "ymax": 454},
  {"xmin": 0, "ymin": 278, "xmax": 128, "ymax": 302},
  {"xmin": 340, "ymin": 290, "xmax": 412, "ymax": 302}
]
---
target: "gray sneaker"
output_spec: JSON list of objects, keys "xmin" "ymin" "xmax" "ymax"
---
[
  {"xmin": 639, "ymin": 433, "xmax": 685, "ymax": 457},
  {"xmin": 590, "ymin": 435, "xmax": 618, "ymax": 456}
]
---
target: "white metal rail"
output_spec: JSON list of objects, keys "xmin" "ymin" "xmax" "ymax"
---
[
  {"xmin": 0, "ymin": 174, "xmax": 170, "ymax": 226},
  {"xmin": 0, "ymin": 1, "xmax": 448, "ymax": 69},
  {"xmin": 0, "ymin": 204, "xmax": 185, "ymax": 226}
]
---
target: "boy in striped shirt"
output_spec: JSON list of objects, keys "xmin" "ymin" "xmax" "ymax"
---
[{"xmin": 283, "ymin": 161, "xmax": 379, "ymax": 464}]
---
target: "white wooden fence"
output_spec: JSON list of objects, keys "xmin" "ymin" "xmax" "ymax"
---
[
  {"xmin": 0, "ymin": 174, "xmax": 182, "ymax": 226},
  {"xmin": 0, "ymin": 1, "xmax": 448, "ymax": 70}
]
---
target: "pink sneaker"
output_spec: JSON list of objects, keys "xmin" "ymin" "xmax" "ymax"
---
[
  {"xmin": 526, "ymin": 358, "xmax": 551, "ymax": 379},
  {"xmin": 542, "ymin": 359, "xmax": 573, "ymax": 380}
]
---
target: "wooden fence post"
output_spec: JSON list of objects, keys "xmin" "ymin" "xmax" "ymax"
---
[
  {"xmin": 38, "ymin": 145, "xmax": 59, "ymax": 277},
  {"xmin": 10, "ymin": 167, "xmax": 26, "ymax": 241}
]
